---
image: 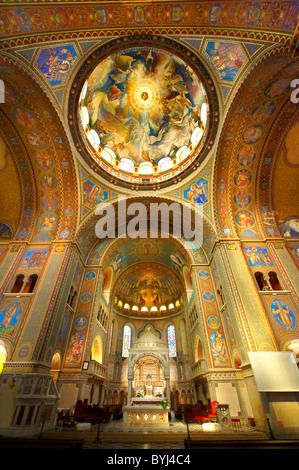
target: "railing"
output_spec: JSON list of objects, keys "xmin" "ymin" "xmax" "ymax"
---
[{"xmin": 88, "ymin": 360, "xmax": 106, "ymax": 379}]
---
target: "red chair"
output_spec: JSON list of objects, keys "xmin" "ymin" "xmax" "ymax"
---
[{"xmin": 208, "ymin": 400, "xmax": 219, "ymax": 421}]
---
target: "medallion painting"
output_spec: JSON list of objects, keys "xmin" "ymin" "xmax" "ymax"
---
[{"xmin": 79, "ymin": 48, "xmax": 208, "ymax": 166}]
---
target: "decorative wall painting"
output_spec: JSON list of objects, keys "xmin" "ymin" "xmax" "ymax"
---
[
  {"xmin": 20, "ymin": 249, "xmax": 49, "ymax": 270},
  {"xmin": 35, "ymin": 45, "xmax": 78, "ymax": 86},
  {"xmin": 243, "ymin": 247, "xmax": 274, "ymax": 267},
  {"xmin": 184, "ymin": 178, "xmax": 208, "ymax": 205},
  {"xmin": 210, "ymin": 331, "xmax": 229, "ymax": 364},
  {"xmin": 271, "ymin": 298, "xmax": 296, "ymax": 332},
  {"xmin": 281, "ymin": 218, "xmax": 299, "ymax": 238},
  {"xmin": 205, "ymin": 41, "xmax": 246, "ymax": 82},
  {"xmin": 0, "ymin": 300, "xmax": 22, "ymax": 333}
]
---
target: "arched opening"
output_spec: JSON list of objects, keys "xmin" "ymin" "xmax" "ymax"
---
[
  {"xmin": 50, "ymin": 352, "xmax": 61, "ymax": 383},
  {"xmin": 167, "ymin": 325, "xmax": 177, "ymax": 358},
  {"xmin": 195, "ymin": 336, "xmax": 204, "ymax": 363},
  {"xmin": 268, "ymin": 271, "xmax": 283, "ymax": 291},
  {"xmin": 133, "ymin": 355, "xmax": 165, "ymax": 398},
  {"xmin": 103, "ymin": 267, "xmax": 113, "ymax": 303},
  {"xmin": 122, "ymin": 325, "xmax": 131, "ymax": 358},
  {"xmin": 0, "ymin": 341, "xmax": 7, "ymax": 375},
  {"xmin": 254, "ymin": 272, "xmax": 268, "ymax": 291},
  {"xmin": 22, "ymin": 274, "xmax": 38, "ymax": 294},
  {"xmin": 91, "ymin": 336, "xmax": 103, "ymax": 363},
  {"xmin": 11, "ymin": 274, "xmax": 24, "ymax": 293}
]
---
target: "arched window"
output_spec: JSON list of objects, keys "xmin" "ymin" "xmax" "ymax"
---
[
  {"xmin": 91, "ymin": 336, "xmax": 103, "ymax": 363},
  {"xmin": 167, "ymin": 325, "xmax": 177, "ymax": 358},
  {"xmin": 119, "ymin": 158, "xmax": 134, "ymax": 173},
  {"xmin": 11, "ymin": 274, "xmax": 24, "ymax": 293},
  {"xmin": 269, "ymin": 271, "xmax": 282, "ymax": 291},
  {"xmin": 122, "ymin": 325, "xmax": 131, "ymax": 358},
  {"xmin": 255, "ymin": 272, "xmax": 267, "ymax": 291},
  {"xmin": 23, "ymin": 274, "xmax": 38, "ymax": 294},
  {"xmin": 0, "ymin": 340, "xmax": 7, "ymax": 375}
]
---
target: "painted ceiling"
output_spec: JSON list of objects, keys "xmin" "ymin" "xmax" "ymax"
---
[
  {"xmin": 79, "ymin": 46, "xmax": 208, "ymax": 174},
  {"xmin": 0, "ymin": 0, "xmax": 298, "ymax": 270}
]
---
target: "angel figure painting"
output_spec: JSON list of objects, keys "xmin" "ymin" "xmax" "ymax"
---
[{"xmin": 80, "ymin": 48, "xmax": 207, "ymax": 166}]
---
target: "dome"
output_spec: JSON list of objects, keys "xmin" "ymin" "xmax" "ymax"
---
[{"xmin": 69, "ymin": 35, "xmax": 219, "ymax": 190}]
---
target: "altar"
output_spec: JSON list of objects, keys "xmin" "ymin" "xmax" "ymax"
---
[
  {"xmin": 123, "ymin": 325, "xmax": 171, "ymax": 428},
  {"xmin": 131, "ymin": 397, "xmax": 165, "ymax": 405},
  {"xmin": 123, "ymin": 403, "xmax": 169, "ymax": 428}
]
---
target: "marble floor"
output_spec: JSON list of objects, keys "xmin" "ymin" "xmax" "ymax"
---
[{"xmin": 44, "ymin": 419, "xmax": 268, "ymax": 449}]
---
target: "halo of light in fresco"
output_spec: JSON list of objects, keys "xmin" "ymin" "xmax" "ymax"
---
[{"xmin": 78, "ymin": 47, "xmax": 209, "ymax": 175}]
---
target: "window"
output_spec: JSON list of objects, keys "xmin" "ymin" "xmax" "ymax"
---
[
  {"xmin": 269, "ymin": 271, "xmax": 282, "ymax": 291},
  {"xmin": 122, "ymin": 325, "xmax": 131, "ymax": 358},
  {"xmin": 11, "ymin": 274, "xmax": 24, "ymax": 293},
  {"xmin": 167, "ymin": 325, "xmax": 177, "ymax": 358},
  {"xmin": 159, "ymin": 157, "xmax": 172, "ymax": 172},
  {"xmin": 119, "ymin": 158, "xmax": 134, "ymax": 173},
  {"xmin": 91, "ymin": 336, "xmax": 103, "ymax": 363}
]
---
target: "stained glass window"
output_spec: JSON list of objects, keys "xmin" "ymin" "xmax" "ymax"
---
[
  {"xmin": 167, "ymin": 325, "xmax": 177, "ymax": 358},
  {"xmin": 122, "ymin": 325, "xmax": 131, "ymax": 357}
]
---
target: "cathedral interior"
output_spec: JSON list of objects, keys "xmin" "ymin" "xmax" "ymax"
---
[{"xmin": 0, "ymin": 0, "xmax": 299, "ymax": 451}]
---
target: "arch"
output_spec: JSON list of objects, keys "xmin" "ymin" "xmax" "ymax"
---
[
  {"xmin": 268, "ymin": 271, "xmax": 283, "ymax": 291},
  {"xmin": 23, "ymin": 274, "xmax": 38, "ymax": 294},
  {"xmin": 91, "ymin": 336, "xmax": 103, "ymax": 363},
  {"xmin": 254, "ymin": 271, "xmax": 267, "ymax": 291},
  {"xmin": 122, "ymin": 325, "xmax": 131, "ymax": 358},
  {"xmin": 51, "ymin": 352, "xmax": 61, "ymax": 370},
  {"xmin": 167, "ymin": 325, "xmax": 177, "ymax": 358},
  {"xmin": 195, "ymin": 336, "xmax": 204, "ymax": 363},
  {"xmin": 0, "ymin": 340, "xmax": 7, "ymax": 375},
  {"xmin": 11, "ymin": 274, "xmax": 24, "ymax": 293},
  {"xmin": 128, "ymin": 350, "xmax": 170, "ymax": 379}
]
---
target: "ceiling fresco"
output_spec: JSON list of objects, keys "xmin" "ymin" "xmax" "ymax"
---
[
  {"xmin": 0, "ymin": 1, "xmax": 297, "ymax": 45},
  {"xmin": 69, "ymin": 35, "xmax": 220, "ymax": 190},
  {"xmin": 0, "ymin": 55, "xmax": 79, "ymax": 242},
  {"xmin": 214, "ymin": 50, "xmax": 299, "ymax": 240},
  {"xmin": 79, "ymin": 47, "xmax": 208, "ymax": 171}
]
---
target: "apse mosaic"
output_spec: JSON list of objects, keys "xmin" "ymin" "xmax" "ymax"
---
[
  {"xmin": 114, "ymin": 262, "xmax": 184, "ymax": 313},
  {"xmin": 79, "ymin": 47, "xmax": 208, "ymax": 171}
]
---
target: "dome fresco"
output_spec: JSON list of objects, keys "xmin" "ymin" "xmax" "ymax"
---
[
  {"xmin": 69, "ymin": 36, "xmax": 219, "ymax": 190},
  {"xmin": 79, "ymin": 47, "xmax": 208, "ymax": 172}
]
